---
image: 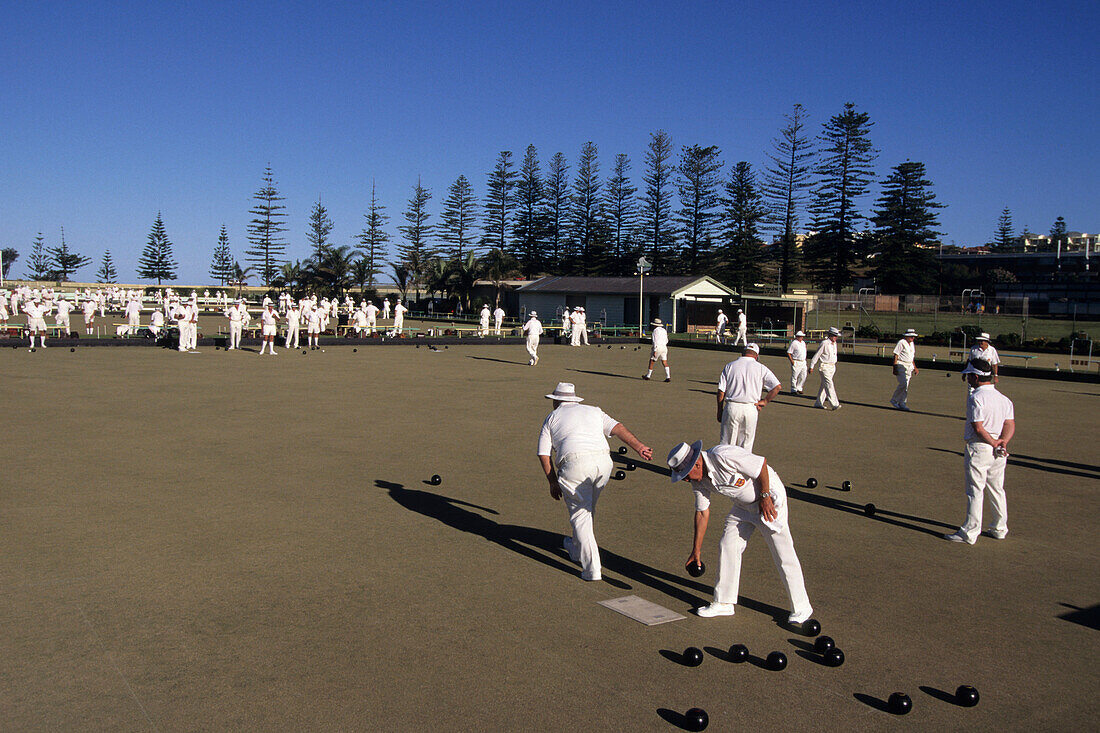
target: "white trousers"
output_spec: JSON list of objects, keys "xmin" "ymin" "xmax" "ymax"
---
[
  {"xmin": 557, "ymin": 453, "xmax": 613, "ymax": 580},
  {"xmin": 891, "ymin": 364, "xmax": 914, "ymax": 407},
  {"xmin": 959, "ymin": 442, "xmax": 1008, "ymax": 542},
  {"xmin": 393, "ymin": 317, "xmax": 403, "ymax": 333},
  {"xmin": 712, "ymin": 472, "xmax": 812, "ymax": 618},
  {"xmin": 790, "ymin": 360, "xmax": 807, "ymax": 392},
  {"xmin": 814, "ymin": 363, "xmax": 840, "ymax": 409},
  {"xmin": 366, "ymin": 317, "xmax": 376, "ymax": 335},
  {"xmin": 720, "ymin": 401, "xmax": 759, "ymax": 451},
  {"xmin": 494, "ymin": 317, "xmax": 503, "ymax": 335},
  {"xmin": 570, "ymin": 327, "xmax": 581, "ymax": 346},
  {"xmin": 526, "ymin": 335, "xmax": 539, "ymax": 363},
  {"xmin": 285, "ymin": 325, "xmax": 299, "ymax": 348},
  {"xmin": 479, "ymin": 319, "xmax": 489, "ymax": 336},
  {"xmin": 579, "ymin": 327, "xmax": 589, "ymax": 345},
  {"xmin": 229, "ymin": 322, "xmax": 242, "ymax": 349},
  {"xmin": 733, "ymin": 327, "xmax": 748, "ymax": 347}
]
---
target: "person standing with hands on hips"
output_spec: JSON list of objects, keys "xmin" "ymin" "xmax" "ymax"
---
[
  {"xmin": 786, "ymin": 330, "xmax": 807, "ymax": 395},
  {"xmin": 809, "ymin": 327, "xmax": 842, "ymax": 410},
  {"xmin": 716, "ymin": 343, "xmax": 781, "ymax": 451}
]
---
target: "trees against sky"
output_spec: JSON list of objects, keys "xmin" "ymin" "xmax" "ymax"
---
[
  {"xmin": 246, "ymin": 165, "xmax": 288, "ymax": 286},
  {"xmin": 47, "ymin": 227, "xmax": 92, "ymax": 281},
  {"xmin": 96, "ymin": 250, "xmax": 117, "ymax": 283},
  {"xmin": 870, "ymin": 161, "xmax": 944, "ymax": 293},
  {"xmin": 439, "ymin": 174, "xmax": 479, "ymax": 261},
  {"xmin": 568, "ymin": 142, "xmax": 606, "ymax": 275},
  {"xmin": 137, "ymin": 212, "xmax": 178, "ymax": 284},
  {"xmin": 762, "ymin": 103, "xmax": 814, "ymax": 293},
  {"xmin": 1, "ymin": 248, "xmax": 18, "ymax": 278},
  {"xmin": 641, "ymin": 130, "xmax": 675, "ymax": 271},
  {"xmin": 357, "ymin": 182, "xmax": 390, "ymax": 290},
  {"xmin": 512, "ymin": 145, "xmax": 546, "ymax": 278},
  {"xmin": 306, "ymin": 198, "xmax": 334, "ymax": 260},
  {"xmin": 481, "ymin": 150, "xmax": 516, "ymax": 255},
  {"xmin": 25, "ymin": 233, "xmax": 51, "ymax": 280},
  {"xmin": 543, "ymin": 152, "xmax": 570, "ymax": 272},
  {"xmin": 396, "ymin": 178, "xmax": 435, "ymax": 300},
  {"xmin": 993, "ymin": 207, "xmax": 1014, "ymax": 250},
  {"xmin": 675, "ymin": 144, "xmax": 724, "ymax": 272},
  {"xmin": 804, "ymin": 102, "xmax": 878, "ymax": 293},
  {"xmin": 209, "ymin": 225, "xmax": 234, "ymax": 285},
  {"xmin": 604, "ymin": 153, "xmax": 638, "ymax": 276},
  {"xmin": 720, "ymin": 161, "xmax": 768, "ymax": 293}
]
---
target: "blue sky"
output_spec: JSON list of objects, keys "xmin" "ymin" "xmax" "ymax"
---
[{"xmin": 2, "ymin": 0, "xmax": 1097, "ymax": 284}]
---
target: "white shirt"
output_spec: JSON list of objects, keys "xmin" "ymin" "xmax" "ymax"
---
[
  {"xmin": 717, "ymin": 357, "xmax": 781, "ymax": 403},
  {"xmin": 524, "ymin": 317, "xmax": 543, "ymax": 337},
  {"xmin": 969, "ymin": 343, "xmax": 1000, "ymax": 366},
  {"xmin": 494, "ymin": 307, "xmax": 505, "ymax": 321},
  {"xmin": 151, "ymin": 311, "xmax": 164, "ymax": 327},
  {"xmin": 717, "ymin": 313, "xmax": 728, "ymax": 329},
  {"xmin": 353, "ymin": 310, "xmax": 367, "ymax": 327},
  {"xmin": 125, "ymin": 300, "xmax": 141, "ymax": 319},
  {"xmin": 787, "ymin": 339, "xmax": 806, "ymax": 361},
  {"xmin": 893, "ymin": 339, "xmax": 915, "ymax": 364},
  {"xmin": 82, "ymin": 300, "xmax": 96, "ymax": 317},
  {"xmin": 56, "ymin": 300, "xmax": 74, "ymax": 317},
  {"xmin": 226, "ymin": 305, "xmax": 245, "ymax": 323},
  {"xmin": 810, "ymin": 338, "xmax": 838, "ymax": 369},
  {"xmin": 365, "ymin": 304, "xmax": 379, "ymax": 319},
  {"xmin": 651, "ymin": 326, "xmax": 669, "ymax": 349},
  {"xmin": 537, "ymin": 403, "xmax": 619, "ymax": 462},
  {"xmin": 692, "ymin": 444, "xmax": 766, "ymax": 510},
  {"xmin": 965, "ymin": 384, "xmax": 1014, "ymax": 442},
  {"xmin": 23, "ymin": 302, "xmax": 45, "ymax": 319},
  {"xmin": 261, "ymin": 309, "xmax": 278, "ymax": 327},
  {"xmin": 305, "ymin": 310, "xmax": 321, "ymax": 329},
  {"xmin": 287, "ymin": 308, "xmax": 300, "ymax": 326},
  {"xmin": 479, "ymin": 307, "xmax": 490, "ymax": 324},
  {"xmin": 737, "ymin": 313, "xmax": 747, "ymax": 329}
]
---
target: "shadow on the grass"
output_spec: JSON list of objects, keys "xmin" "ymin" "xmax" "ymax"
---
[
  {"xmin": 853, "ymin": 693, "xmax": 893, "ymax": 713},
  {"xmin": 837, "ymin": 399, "xmax": 964, "ymax": 420},
  {"xmin": 566, "ymin": 367, "xmax": 640, "ymax": 381},
  {"xmin": 466, "ymin": 355, "xmax": 526, "ymax": 366},
  {"xmin": 785, "ymin": 486, "xmax": 955, "ymax": 535},
  {"xmin": 927, "ymin": 447, "xmax": 1100, "ymax": 479},
  {"xmin": 376, "ymin": 480, "xmax": 788, "ymax": 616},
  {"xmin": 1058, "ymin": 602, "xmax": 1100, "ymax": 631},
  {"xmin": 611, "ymin": 454, "xmax": 671, "ymax": 478}
]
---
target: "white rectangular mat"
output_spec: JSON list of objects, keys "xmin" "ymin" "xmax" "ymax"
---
[{"xmin": 599, "ymin": 595, "xmax": 686, "ymax": 626}]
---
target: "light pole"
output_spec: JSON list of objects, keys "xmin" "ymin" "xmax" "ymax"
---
[{"xmin": 636, "ymin": 256, "xmax": 652, "ymax": 336}]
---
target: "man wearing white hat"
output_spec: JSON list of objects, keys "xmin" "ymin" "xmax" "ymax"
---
[
  {"xmin": 715, "ymin": 309, "xmax": 729, "ymax": 344},
  {"xmin": 149, "ymin": 308, "xmax": 164, "ymax": 337},
  {"xmin": 523, "ymin": 311, "xmax": 543, "ymax": 365},
  {"xmin": 23, "ymin": 297, "xmax": 48, "ymax": 349},
  {"xmin": 259, "ymin": 302, "xmax": 279, "ymax": 355},
  {"xmin": 890, "ymin": 329, "xmax": 920, "ymax": 410},
  {"xmin": 54, "ymin": 296, "xmax": 74, "ymax": 336},
  {"xmin": 537, "ymin": 383, "xmax": 653, "ymax": 582},
  {"xmin": 786, "ymin": 330, "xmax": 807, "ymax": 395},
  {"xmin": 479, "ymin": 304, "xmax": 491, "ymax": 337},
  {"xmin": 382, "ymin": 297, "xmax": 391, "ymax": 320},
  {"xmin": 364, "ymin": 300, "xmax": 379, "ymax": 335},
  {"xmin": 305, "ymin": 304, "xmax": 322, "ymax": 349},
  {"xmin": 944, "ymin": 358, "xmax": 1015, "ymax": 545},
  {"xmin": 392, "ymin": 299, "xmax": 407, "ymax": 336},
  {"xmin": 570, "ymin": 307, "xmax": 583, "ymax": 346},
  {"xmin": 493, "ymin": 305, "xmax": 505, "ymax": 336},
  {"xmin": 808, "ymin": 327, "xmax": 842, "ymax": 410},
  {"xmin": 284, "ymin": 301, "xmax": 301, "ymax": 349},
  {"xmin": 733, "ymin": 308, "xmax": 748, "ymax": 347},
  {"xmin": 643, "ymin": 318, "xmax": 671, "ymax": 382},
  {"xmin": 577, "ymin": 307, "xmax": 589, "ymax": 345},
  {"xmin": 124, "ymin": 295, "xmax": 142, "ymax": 336},
  {"xmin": 716, "ymin": 344, "xmax": 781, "ymax": 451},
  {"xmin": 964, "ymin": 333, "xmax": 1000, "ymax": 386},
  {"xmin": 667, "ymin": 440, "xmax": 813, "ymax": 622},
  {"xmin": 82, "ymin": 297, "xmax": 97, "ymax": 332},
  {"xmin": 225, "ymin": 299, "xmax": 247, "ymax": 350}
]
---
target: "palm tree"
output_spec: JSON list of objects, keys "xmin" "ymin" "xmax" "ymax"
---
[
  {"xmin": 424, "ymin": 257, "xmax": 451, "ymax": 302},
  {"xmin": 307, "ymin": 245, "xmax": 356, "ymax": 299},
  {"xmin": 390, "ymin": 263, "xmax": 411, "ymax": 301},
  {"xmin": 351, "ymin": 256, "xmax": 374, "ymax": 298},
  {"xmin": 449, "ymin": 251, "xmax": 482, "ymax": 311},
  {"xmin": 480, "ymin": 248, "xmax": 520, "ymax": 308},
  {"xmin": 273, "ymin": 260, "xmax": 304, "ymax": 299},
  {"xmin": 230, "ymin": 261, "xmax": 254, "ymax": 298}
]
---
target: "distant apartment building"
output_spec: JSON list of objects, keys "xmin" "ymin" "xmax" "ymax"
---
[{"xmin": 1017, "ymin": 231, "xmax": 1099, "ymax": 253}]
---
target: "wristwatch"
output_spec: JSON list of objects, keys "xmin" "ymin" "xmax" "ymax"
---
[{"xmin": 760, "ymin": 491, "xmax": 773, "ymax": 501}]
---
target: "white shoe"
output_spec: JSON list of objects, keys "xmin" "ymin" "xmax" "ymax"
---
[
  {"xmin": 696, "ymin": 602, "xmax": 735, "ymax": 618},
  {"xmin": 982, "ymin": 528, "xmax": 1007, "ymax": 539},
  {"xmin": 788, "ymin": 608, "xmax": 814, "ymax": 625},
  {"xmin": 943, "ymin": 531, "xmax": 975, "ymax": 545}
]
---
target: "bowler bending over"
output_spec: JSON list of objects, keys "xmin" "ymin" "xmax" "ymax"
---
[{"xmin": 667, "ymin": 440, "xmax": 813, "ymax": 623}]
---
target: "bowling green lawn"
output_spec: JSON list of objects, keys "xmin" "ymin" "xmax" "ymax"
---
[{"xmin": 1, "ymin": 341, "xmax": 1097, "ymax": 731}]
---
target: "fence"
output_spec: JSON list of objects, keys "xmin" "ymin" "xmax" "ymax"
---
[{"xmin": 808, "ymin": 294, "xmax": 1097, "ymax": 345}]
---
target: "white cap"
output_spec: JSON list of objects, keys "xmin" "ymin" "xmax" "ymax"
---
[
  {"xmin": 529, "ymin": 311, "xmax": 537, "ymax": 317},
  {"xmin": 745, "ymin": 343, "xmax": 760, "ymax": 354},
  {"xmin": 795, "ymin": 330, "xmax": 805, "ymax": 337}
]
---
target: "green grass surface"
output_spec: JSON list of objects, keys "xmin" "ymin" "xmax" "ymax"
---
[{"xmin": 1, "ymin": 343, "xmax": 1097, "ymax": 730}]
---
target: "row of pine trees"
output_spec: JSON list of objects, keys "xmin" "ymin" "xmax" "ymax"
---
[{"xmin": 10, "ymin": 102, "xmax": 1069, "ymax": 296}]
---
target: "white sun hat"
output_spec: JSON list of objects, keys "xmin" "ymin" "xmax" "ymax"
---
[
  {"xmin": 977, "ymin": 332, "xmax": 991, "ymax": 342},
  {"xmin": 827, "ymin": 327, "xmax": 841, "ymax": 336},
  {"xmin": 545, "ymin": 382, "xmax": 584, "ymax": 402},
  {"xmin": 745, "ymin": 343, "xmax": 760, "ymax": 354},
  {"xmin": 903, "ymin": 328, "xmax": 919, "ymax": 338},
  {"xmin": 667, "ymin": 440, "xmax": 704, "ymax": 483},
  {"xmin": 795, "ymin": 330, "xmax": 805, "ymax": 337}
]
